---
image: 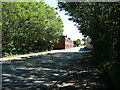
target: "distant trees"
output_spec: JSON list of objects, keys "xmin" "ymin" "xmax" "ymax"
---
[
  {"xmin": 73, "ymin": 39, "xmax": 81, "ymax": 47},
  {"xmin": 58, "ymin": 2, "xmax": 120, "ymax": 88},
  {"xmin": 2, "ymin": 2, "xmax": 63, "ymax": 56}
]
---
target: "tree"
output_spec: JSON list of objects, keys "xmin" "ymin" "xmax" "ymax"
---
[
  {"xmin": 2, "ymin": 2, "xmax": 64, "ymax": 56},
  {"xmin": 73, "ymin": 39, "xmax": 81, "ymax": 47},
  {"xmin": 58, "ymin": 2, "xmax": 120, "ymax": 88}
]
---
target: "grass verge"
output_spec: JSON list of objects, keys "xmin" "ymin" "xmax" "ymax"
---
[{"xmin": 2, "ymin": 50, "xmax": 48, "ymax": 58}]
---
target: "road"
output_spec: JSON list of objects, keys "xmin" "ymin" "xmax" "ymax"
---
[
  {"xmin": 1, "ymin": 47, "xmax": 109, "ymax": 90},
  {"xmin": 0, "ymin": 47, "xmax": 84, "ymax": 62}
]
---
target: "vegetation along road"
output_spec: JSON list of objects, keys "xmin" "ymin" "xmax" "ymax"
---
[{"xmin": 2, "ymin": 47, "xmax": 112, "ymax": 90}]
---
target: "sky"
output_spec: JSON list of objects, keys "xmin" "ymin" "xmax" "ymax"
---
[{"xmin": 43, "ymin": 0, "xmax": 83, "ymax": 40}]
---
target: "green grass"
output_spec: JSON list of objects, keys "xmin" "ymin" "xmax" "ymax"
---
[
  {"xmin": 80, "ymin": 44, "xmax": 85, "ymax": 46},
  {"xmin": 2, "ymin": 50, "xmax": 48, "ymax": 58},
  {"xmin": 74, "ymin": 44, "xmax": 85, "ymax": 47}
]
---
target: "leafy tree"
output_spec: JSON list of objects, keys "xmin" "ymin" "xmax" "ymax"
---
[
  {"xmin": 2, "ymin": 2, "xmax": 63, "ymax": 56},
  {"xmin": 58, "ymin": 2, "xmax": 120, "ymax": 88},
  {"xmin": 74, "ymin": 39, "xmax": 81, "ymax": 47}
]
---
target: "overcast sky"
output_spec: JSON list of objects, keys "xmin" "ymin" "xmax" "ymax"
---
[{"xmin": 44, "ymin": 0, "xmax": 83, "ymax": 40}]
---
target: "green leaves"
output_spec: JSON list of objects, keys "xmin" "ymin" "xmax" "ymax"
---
[
  {"xmin": 58, "ymin": 2, "xmax": 120, "ymax": 88},
  {"xmin": 2, "ymin": 2, "xmax": 63, "ymax": 56}
]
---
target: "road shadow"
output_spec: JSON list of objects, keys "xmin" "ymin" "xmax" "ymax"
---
[{"xmin": 2, "ymin": 52, "xmax": 111, "ymax": 90}]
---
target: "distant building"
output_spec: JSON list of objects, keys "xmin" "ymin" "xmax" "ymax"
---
[
  {"xmin": 85, "ymin": 36, "xmax": 92, "ymax": 49},
  {"xmin": 53, "ymin": 36, "xmax": 73, "ymax": 49}
]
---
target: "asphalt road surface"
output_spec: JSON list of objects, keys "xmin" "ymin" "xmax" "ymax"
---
[{"xmin": 1, "ymin": 47, "xmax": 110, "ymax": 90}]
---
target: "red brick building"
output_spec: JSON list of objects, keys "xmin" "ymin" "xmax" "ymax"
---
[{"xmin": 53, "ymin": 36, "xmax": 73, "ymax": 49}]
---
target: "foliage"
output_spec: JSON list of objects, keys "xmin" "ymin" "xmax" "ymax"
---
[
  {"xmin": 58, "ymin": 2, "xmax": 120, "ymax": 88},
  {"xmin": 2, "ymin": 2, "xmax": 63, "ymax": 56},
  {"xmin": 73, "ymin": 39, "xmax": 81, "ymax": 47}
]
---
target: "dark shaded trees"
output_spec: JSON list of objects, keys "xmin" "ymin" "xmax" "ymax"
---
[{"xmin": 58, "ymin": 2, "xmax": 120, "ymax": 88}]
